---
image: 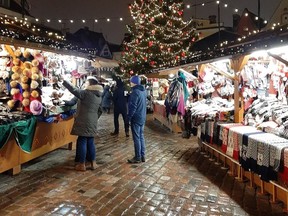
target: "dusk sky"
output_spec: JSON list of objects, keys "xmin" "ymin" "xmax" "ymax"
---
[{"xmin": 28, "ymin": 0, "xmax": 282, "ymax": 44}]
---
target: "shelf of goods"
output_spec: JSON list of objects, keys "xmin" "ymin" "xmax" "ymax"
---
[
  {"xmin": 153, "ymin": 101, "xmax": 182, "ymax": 133},
  {"xmin": 0, "ymin": 117, "xmax": 76, "ymax": 175},
  {"xmin": 198, "ymin": 121, "xmax": 288, "ymax": 211}
]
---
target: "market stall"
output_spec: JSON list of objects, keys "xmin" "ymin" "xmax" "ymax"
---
[
  {"xmin": 0, "ymin": 42, "xmax": 94, "ymax": 174},
  {"xmin": 189, "ymin": 32, "xmax": 288, "ymax": 210}
]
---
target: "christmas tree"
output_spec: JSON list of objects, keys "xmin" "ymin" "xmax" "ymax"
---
[{"xmin": 120, "ymin": 0, "xmax": 198, "ymax": 75}]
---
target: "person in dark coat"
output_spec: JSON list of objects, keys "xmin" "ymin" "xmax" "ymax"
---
[
  {"xmin": 62, "ymin": 76, "xmax": 103, "ymax": 171},
  {"xmin": 101, "ymin": 85, "xmax": 112, "ymax": 114},
  {"xmin": 127, "ymin": 75, "xmax": 147, "ymax": 163},
  {"xmin": 111, "ymin": 77, "xmax": 129, "ymax": 137}
]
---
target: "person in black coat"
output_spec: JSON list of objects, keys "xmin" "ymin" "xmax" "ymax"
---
[
  {"xmin": 111, "ymin": 78, "xmax": 129, "ymax": 137},
  {"xmin": 101, "ymin": 85, "xmax": 112, "ymax": 114}
]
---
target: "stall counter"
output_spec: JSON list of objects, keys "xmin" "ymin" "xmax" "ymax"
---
[
  {"xmin": 0, "ymin": 117, "xmax": 76, "ymax": 175},
  {"xmin": 153, "ymin": 100, "xmax": 182, "ymax": 133}
]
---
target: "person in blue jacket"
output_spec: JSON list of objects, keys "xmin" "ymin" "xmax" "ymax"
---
[
  {"xmin": 127, "ymin": 75, "xmax": 147, "ymax": 163},
  {"xmin": 111, "ymin": 77, "xmax": 129, "ymax": 137}
]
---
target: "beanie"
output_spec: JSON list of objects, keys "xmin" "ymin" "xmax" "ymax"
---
[
  {"xmin": 87, "ymin": 76, "xmax": 98, "ymax": 83},
  {"xmin": 130, "ymin": 75, "xmax": 141, "ymax": 85}
]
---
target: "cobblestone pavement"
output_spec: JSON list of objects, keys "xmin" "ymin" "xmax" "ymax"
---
[{"xmin": 0, "ymin": 113, "xmax": 287, "ymax": 216}]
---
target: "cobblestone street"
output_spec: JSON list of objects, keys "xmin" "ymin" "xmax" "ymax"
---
[{"xmin": 0, "ymin": 113, "xmax": 286, "ymax": 215}]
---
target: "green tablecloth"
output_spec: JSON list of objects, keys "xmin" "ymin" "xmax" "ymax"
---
[{"xmin": 0, "ymin": 116, "xmax": 37, "ymax": 153}]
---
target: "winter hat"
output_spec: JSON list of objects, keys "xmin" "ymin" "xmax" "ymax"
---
[
  {"xmin": 130, "ymin": 75, "xmax": 141, "ymax": 85},
  {"xmin": 87, "ymin": 76, "xmax": 98, "ymax": 83},
  {"xmin": 30, "ymin": 100, "xmax": 43, "ymax": 115}
]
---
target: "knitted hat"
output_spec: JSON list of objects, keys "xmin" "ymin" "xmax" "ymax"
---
[
  {"xmin": 30, "ymin": 100, "xmax": 43, "ymax": 115},
  {"xmin": 87, "ymin": 76, "xmax": 98, "ymax": 83},
  {"xmin": 130, "ymin": 75, "xmax": 141, "ymax": 85}
]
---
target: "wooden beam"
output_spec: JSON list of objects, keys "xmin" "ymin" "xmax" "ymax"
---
[
  {"xmin": 207, "ymin": 63, "xmax": 236, "ymax": 80},
  {"xmin": 268, "ymin": 52, "xmax": 288, "ymax": 66},
  {"xmin": 231, "ymin": 55, "xmax": 249, "ymax": 73}
]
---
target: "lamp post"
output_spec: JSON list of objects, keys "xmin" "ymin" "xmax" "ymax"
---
[
  {"xmin": 258, "ymin": 0, "xmax": 261, "ymax": 31},
  {"xmin": 217, "ymin": 1, "xmax": 221, "ymax": 45}
]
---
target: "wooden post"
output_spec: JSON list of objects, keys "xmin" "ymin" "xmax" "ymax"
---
[{"xmin": 231, "ymin": 55, "xmax": 249, "ymax": 123}]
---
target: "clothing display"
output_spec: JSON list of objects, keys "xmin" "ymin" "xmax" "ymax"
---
[{"xmin": 199, "ymin": 121, "xmax": 288, "ymax": 183}]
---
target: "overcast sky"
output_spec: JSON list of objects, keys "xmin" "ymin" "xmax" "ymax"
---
[{"xmin": 28, "ymin": 0, "xmax": 282, "ymax": 44}]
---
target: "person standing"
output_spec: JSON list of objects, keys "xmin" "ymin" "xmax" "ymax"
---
[
  {"xmin": 127, "ymin": 75, "xmax": 147, "ymax": 163},
  {"xmin": 111, "ymin": 77, "xmax": 129, "ymax": 137},
  {"xmin": 101, "ymin": 85, "xmax": 112, "ymax": 114},
  {"xmin": 62, "ymin": 76, "xmax": 103, "ymax": 171}
]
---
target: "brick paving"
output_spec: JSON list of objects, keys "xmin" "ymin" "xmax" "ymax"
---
[{"xmin": 0, "ymin": 113, "xmax": 287, "ymax": 215}]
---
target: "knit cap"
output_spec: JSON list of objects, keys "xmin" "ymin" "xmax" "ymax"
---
[{"xmin": 130, "ymin": 75, "xmax": 141, "ymax": 85}]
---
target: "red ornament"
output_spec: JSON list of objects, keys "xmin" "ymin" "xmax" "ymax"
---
[
  {"xmin": 192, "ymin": 37, "xmax": 195, "ymax": 42},
  {"xmin": 150, "ymin": 17, "xmax": 155, "ymax": 22},
  {"xmin": 175, "ymin": 56, "xmax": 179, "ymax": 60},
  {"xmin": 143, "ymin": 57, "xmax": 147, "ymax": 61},
  {"xmin": 168, "ymin": 47, "xmax": 171, "ymax": 52},
  {"xmin": 130, "ymin": 70, "xmax": 134, "ymax": 75},
  {"xmin": 148, "ymin": 41, "xmax": 153, "ymax": 47},
  {"xmin": 151, "ymin": 30, "xmax": 155, "ymax": 35},
  {"xmin": 181, "ymin": 52, "xmax": 186, "ymax": 57},
  {"xmin": 178, "ymin": 11, "xmax": 183, "ymax": 16},
  {"xmin": 150, "ymin": 61, "xmax": 155, "ymax": 66}
]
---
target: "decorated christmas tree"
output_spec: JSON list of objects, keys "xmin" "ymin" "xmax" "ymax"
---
[{"xmin": 120, "ymin": 0, "xmax": 198, "ymax": 75}]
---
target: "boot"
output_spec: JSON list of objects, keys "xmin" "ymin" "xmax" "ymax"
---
[
  {"xmin": 75, "ymin": 163, "xmax": 86, "ymax": 171},
  {"xmin": 91, "ymin": 161, "xmax": 97, "ymax": 170}
]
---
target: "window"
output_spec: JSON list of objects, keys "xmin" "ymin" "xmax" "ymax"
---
[{"xmin": 0, "ymin": 0, "xmax": 10, "ymax": 8}]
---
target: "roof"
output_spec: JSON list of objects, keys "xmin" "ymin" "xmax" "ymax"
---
[
  {"xmin": 264, "ymin": 0, "xmax": 288, "ymax": 30},
  {"xmin": 191, "ymin": 30, "xmax": 241, "ymax": 52},
  {"xmin": 67, "ymin": 27, "xmax": 107, "ymax": 50},
  {"xmin": 183, "ymin": 24, "xmax": 288, "ymax": 65},
  {"xmin": 237, "ymin": 8, "xmax": 267, "ymax": 32}
]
